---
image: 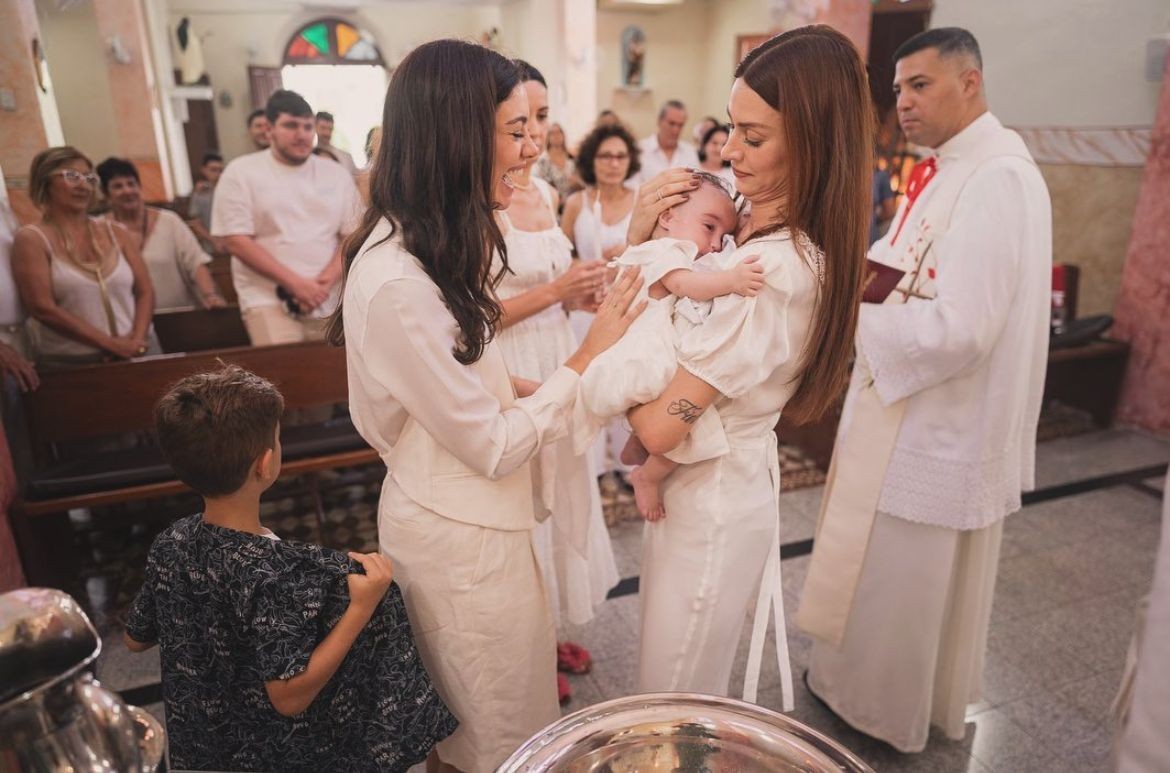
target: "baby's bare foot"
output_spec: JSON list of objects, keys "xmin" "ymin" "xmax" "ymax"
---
[
  {"xmin": 630, "ymin": 466, "xmax": 666, "ymax": 521},
  {"xmin": 620, "ymin": 436, "xmax": 649, "ymax": 467}
]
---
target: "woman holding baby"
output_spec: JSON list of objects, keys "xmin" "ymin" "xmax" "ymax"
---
[{"xmin": 618, "ymin": 26, "xmax": 872, "ymax": 710}]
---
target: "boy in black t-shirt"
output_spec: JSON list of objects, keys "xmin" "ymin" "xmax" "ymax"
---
[{"xmin": 125, "ymin": 365, "xmax": 456, "ymax": 772}]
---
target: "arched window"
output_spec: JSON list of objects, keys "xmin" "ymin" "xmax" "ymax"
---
[{"xmin": 283, "ymin": 18, "xmax": 385, "ymax": 67}]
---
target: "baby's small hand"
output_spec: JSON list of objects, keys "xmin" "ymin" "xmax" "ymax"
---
[
  {"xmin": 731, "ymin": 256, "xmax": 765, "ymax": 297},
  {"xmin": 346, "ymin": 552, "xmax": 393, "ymax": 613}
]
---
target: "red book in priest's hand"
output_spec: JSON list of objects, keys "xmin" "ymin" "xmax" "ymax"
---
[{"xmin": 862, "ymin": 259, "xmax": 906, "ymax": 304}]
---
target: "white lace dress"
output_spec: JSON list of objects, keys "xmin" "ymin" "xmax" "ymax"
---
[
  {"xmin": 494, "ymin": 178, "xmax": 619, "ymax": 626},
  {"xmin": 569, "ymin": 189, "xmax": 635, "ymax": 475}
]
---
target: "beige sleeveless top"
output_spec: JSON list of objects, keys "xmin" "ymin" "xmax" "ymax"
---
[{"xmin": 22, "ymin": 220, "xmax": 136, "ymax": 359}]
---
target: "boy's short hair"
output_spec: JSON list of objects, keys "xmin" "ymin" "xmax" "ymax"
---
[
  {"xmin": 155, "ymin": 365, "xmax": 284, "ymax": 497},
  {"xmin": 201, "ymin": 152, "xmax": 224, "ymax": 166},
  {"xmin": 246, "ymin": 108, "xmax": 266, "ymax": 128}
]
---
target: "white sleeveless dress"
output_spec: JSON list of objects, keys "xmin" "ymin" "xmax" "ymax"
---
[
  {"xmin": 569, "ymin": 189, "xmax": 635, "ymax": 475},
  {"xmin": 21, "ymin": 220, "xmax": 158, "ymax": 366},
  {"xmin": 494, "ymin": 178, "xmax": 619, "ymax": 626}
]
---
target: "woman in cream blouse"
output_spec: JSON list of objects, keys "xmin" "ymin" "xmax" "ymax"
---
[{"xmin": 327, "ymin": 41, "xmax": 642, "ymax": 773}]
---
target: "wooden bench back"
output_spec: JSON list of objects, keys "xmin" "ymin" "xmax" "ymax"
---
[
  {"xmin": 153, "ymin": 306, "xmax": 251, "ymax": 353},
  {"xmin": 24, "ymin": 341, "xmax": 348, "ymax": 447}
]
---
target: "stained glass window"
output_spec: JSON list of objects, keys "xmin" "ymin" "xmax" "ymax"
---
[{"xmin": 283, "ymin": 18, "xmax": 385, "ymax": 66}]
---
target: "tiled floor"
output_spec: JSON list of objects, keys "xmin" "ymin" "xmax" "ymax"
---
[{"xmin": 94, "ymin": 427, "xmax": 1169, "ymax": 772}]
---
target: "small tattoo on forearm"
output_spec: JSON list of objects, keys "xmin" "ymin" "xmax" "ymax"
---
[{"xmin": 667, "ymin": 399, "xmax": 703, "ymax": 424}]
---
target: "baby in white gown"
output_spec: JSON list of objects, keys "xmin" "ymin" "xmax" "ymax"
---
[{"xmin": 578, "ymin": 173, "xmax": 763, "ymax": 520}]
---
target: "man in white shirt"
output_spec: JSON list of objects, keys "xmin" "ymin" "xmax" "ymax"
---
[
  {"xmin": 797, "ymin": 28, "xmax": 1052, "ymax": 753},
  {"xmin": 213, "ymin": 90, "xmax": 361, "ymax": 345},
  {"xmin": 315, "ymin": 111, "xmax": 358, "ymax": 176},
  {"xmin": 246, "ymin": 109, "xmax": 270, "ymax": 151},
  {"xmin": 634, "ymin": 100, "xmax": 700, "ymax": 186}
]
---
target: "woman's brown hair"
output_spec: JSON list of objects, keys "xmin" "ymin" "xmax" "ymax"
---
[
  {"xmin": 326, "ymin": 40, "xmax": 522, "ymax": 364},
  {"xmin": 29, "ymin": 146, "xmax": 93, "ymax": 209},
  {"xmin": 736, "ymin": 26, "xmax": 872, "ymax": 424},
  {"xmin": 575, "ymin": 123, "xmax": 641, "ymax": 186}
]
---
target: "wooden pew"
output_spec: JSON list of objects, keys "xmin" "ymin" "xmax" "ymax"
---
[
  {"xmin": 153, "ymin": 306, "xmax": 251, "ymax": 353},
  {"xmin": 9, "ymin": 341, "xmax": 380, "ymax": 586}
]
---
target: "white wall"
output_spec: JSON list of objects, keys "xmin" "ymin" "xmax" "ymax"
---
[
  {"xmin": 595, "ymin": 0, "xmax": 715, "ymax": 141},
  {"xmin": 36, "ymin": 0, "xmax": 121, "ymax": 161},
  {"xmin": 698, "ymin": 0, "xmax": 774, "ymax": 125},
  {"xmin": 932, "ymin": 0, "xmax": 1168, "ymax": 127},
  {"xmin": 498, "ymin": 0, "xmax": 598, "ymax": 149},
  {"xmin": 592, "ymin": 0, "xmax": 784, "ymax": 144},
  {"xmin": 165, "ymin": 1, "xmax": 503, "ymax": 161}
]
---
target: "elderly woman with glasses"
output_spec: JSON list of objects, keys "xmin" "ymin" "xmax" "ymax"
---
[
  {"xmin": 11, "ymin": 146, "xmax": 158, "ymax": 368},
  {"xmin": 97, "ymin": 157, "xmax": 225, "ymax": 311}
]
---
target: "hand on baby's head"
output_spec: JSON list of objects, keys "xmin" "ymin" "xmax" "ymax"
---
[{"xmin": 653, "ymin": 174, "xmax": 737, "ymax": 257}]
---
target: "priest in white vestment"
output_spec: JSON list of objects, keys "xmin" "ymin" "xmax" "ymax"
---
[{"xmin": 796, "ymin": 27, "xmax": 1052, "ymax": 753}]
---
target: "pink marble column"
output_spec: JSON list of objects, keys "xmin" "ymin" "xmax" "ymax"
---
[
  {"xmin": 0, "ymin": 0, "xmax": 45, "ymax": 590},
  {"xmin": 0, "ymin": 0, "xmax": 56, "ymax": 221},
  {"xmin": 92, "ymin": 0, "xmax": 170, "ymax": 200},
  {"xmin": 817, "ymin": 0, "xmax": 873, "ymax": 59},
  {"xmin": 1112, "ymin": 56, "xmax": 1170, "ymax": 433}
]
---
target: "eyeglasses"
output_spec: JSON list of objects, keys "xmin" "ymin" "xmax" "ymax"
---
[
  {"xmin": 596, "ymin": 153, "xmax": 630, "ymax": 163},
  {"xmin": 52, "ymin": 169, "xmax": 99, "ymax": 186}
]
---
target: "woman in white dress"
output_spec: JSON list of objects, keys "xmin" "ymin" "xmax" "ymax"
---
[
  {"xmin": 493, "ymin": 62, "xmax": 619, "ymax": 697},
  {"xmin": 561, "ymin": 124, "xmax": 641, "ymax": 482},
  {"xmin": 328, "ymin": 41, "xmax": 644, "ymax": 773},
  {"xmin": 621, "ymin": 27, "xmax": 871, "ymax": 711}
]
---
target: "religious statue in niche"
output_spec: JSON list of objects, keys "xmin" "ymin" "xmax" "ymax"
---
[{"xmin": 621, "ymin": 26, "xmax": 646, "ymax": 88}]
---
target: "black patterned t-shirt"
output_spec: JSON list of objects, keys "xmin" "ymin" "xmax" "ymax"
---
[{"xmin": 126, "ymin": 514, "xmax": 457, "ymax": 772}]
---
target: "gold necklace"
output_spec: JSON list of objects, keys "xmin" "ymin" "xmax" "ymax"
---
[
  {"xmin": 45, "ymin": 216, "xmax": 120, "ymax": 336},
  {"xmin": 47, "ymin": 217, "xmax": 110, "ymax": 270}
]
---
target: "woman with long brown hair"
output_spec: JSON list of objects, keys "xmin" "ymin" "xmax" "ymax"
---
[
  {"xmin": 327, "ymin": 40, "xmax": 642, "ymax": 773},
  {"xmin": 619, "ymin": 26, "xmax": 871, "ymax": 710}
]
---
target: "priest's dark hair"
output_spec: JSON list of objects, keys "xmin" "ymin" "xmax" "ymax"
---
[
  {"xmin": 894, "ymin": 27, "xmax": 982, "ymax": 70},
  {"xmin": 326, "ymin": 40, "xmax": 523, "ymax": 365}
]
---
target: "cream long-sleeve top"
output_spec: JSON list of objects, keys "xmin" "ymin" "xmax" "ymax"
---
[
  {"xmin": 858, "ymin": 112, "xmax": 1052, "ymax": 530},
  {"xmin": 343, "ymin": 218, "xmax": 581, "ymax": 529}
]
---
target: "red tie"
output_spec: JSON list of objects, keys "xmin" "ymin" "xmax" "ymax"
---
[{"xmin": 890, "ymin": 156, "xmax": 937, "ymax": 246}]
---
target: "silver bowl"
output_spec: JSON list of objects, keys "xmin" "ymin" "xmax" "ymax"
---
[{"xmin": 499, "ymin": 692, "xmax": 873, "ymax": 772}]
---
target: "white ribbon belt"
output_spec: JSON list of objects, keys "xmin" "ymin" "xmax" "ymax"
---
[{"xmin": 742, "ymin": 438, "xmax": 794, "ymax": 712}]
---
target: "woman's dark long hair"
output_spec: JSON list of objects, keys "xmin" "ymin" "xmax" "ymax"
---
[
  {"xmin": 735, "ymin": 26, "xmax": 872, "ymax": 424},
  {"xmin": 327, "ymin": 40, "xmax": 522, "ymax": 364}
]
